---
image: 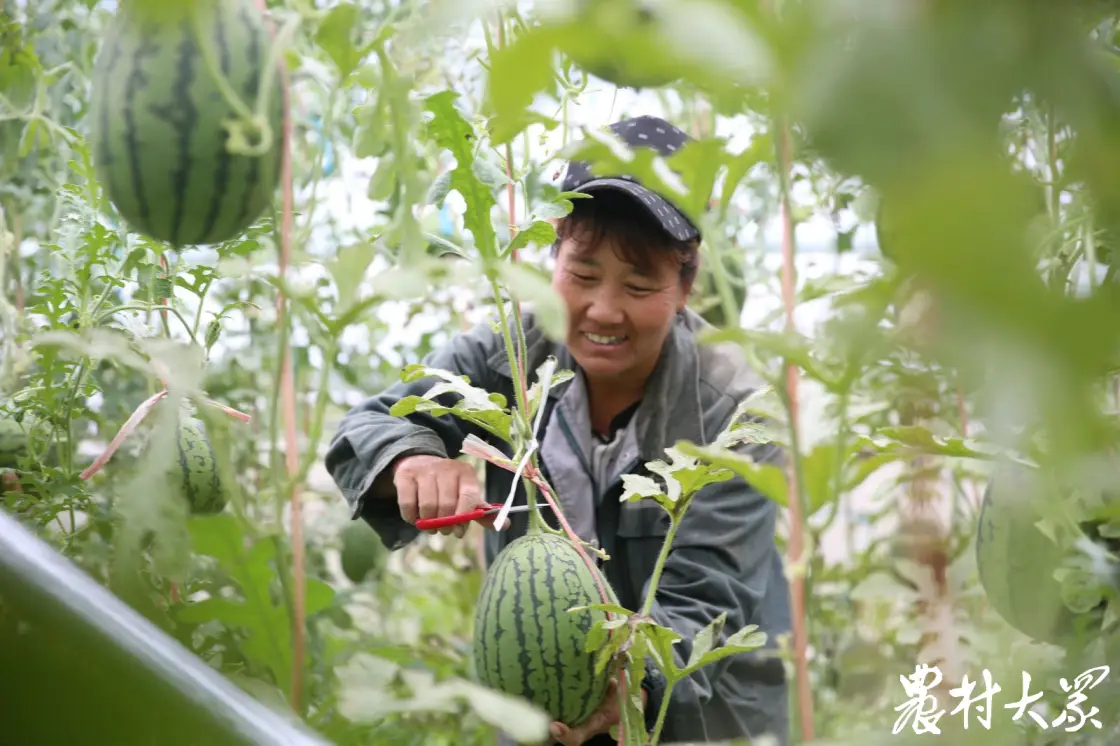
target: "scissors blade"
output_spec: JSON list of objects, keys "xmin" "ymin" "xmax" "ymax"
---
[{"xmin": 483, "ymin": 504, "xmax": 532, "ymax": 516}]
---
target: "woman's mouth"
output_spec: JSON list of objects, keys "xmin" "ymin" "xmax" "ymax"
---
[{"xmin": 583, "ymin": 331, "xmax": 628, "ymax": 347}]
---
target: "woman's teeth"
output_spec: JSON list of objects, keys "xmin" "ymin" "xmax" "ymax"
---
[{"xmin": 584, "ymin": 332, "xmax": 626, "ymax": 345}]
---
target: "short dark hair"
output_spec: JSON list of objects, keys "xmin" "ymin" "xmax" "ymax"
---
[{"xmin": 551, "ymin": 190, "xmax": 700, "ymax": 285}]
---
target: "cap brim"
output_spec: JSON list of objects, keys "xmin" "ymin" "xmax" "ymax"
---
[{"xmin": 574, "ymin": 178, "xmax": 701, "ymax": 242}]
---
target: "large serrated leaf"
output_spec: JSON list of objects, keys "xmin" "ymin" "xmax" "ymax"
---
[
  {"xmin": 424, "ymin": 91, "xmax": 499, "ymax": 260},
  {"xmin": 390, "ymin": 363, "xmax": 513, "ymax": 441}
]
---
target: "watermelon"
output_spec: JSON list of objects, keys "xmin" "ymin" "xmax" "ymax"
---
[
  {"xmin": 472, "ymin": 529, "xmax": 616, "ymax": 727},
  {"xmin": 175, "ymin": 415, "xmax": 227, "ymax": 515},
  {"xmin": 340, "ymin": 519, "xmax": 389, "ymax": 583},
  {"xmin": 89, "ymin": 0, "xmax": 285, "ymax": 247},
  {"xmin": 0, "ymin": 416, "xmax": 28, "ymax": 470},
  {"xmin": 975, "ymin": 464, "xmax": 1105, "ymax": 645}
]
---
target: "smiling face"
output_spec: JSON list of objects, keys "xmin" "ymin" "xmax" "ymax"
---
[{"xmin": 551, "ymin": 191, "xmax": 698, "ymax": 389}]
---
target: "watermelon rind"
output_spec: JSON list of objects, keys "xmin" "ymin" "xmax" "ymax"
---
[
  {"xmin": 89, "ymin": 0, "xmax": 285, "ymax": 248},
  {"xmin": 472, "ymin": 532, "xmax": 616, "ymax": 727}
]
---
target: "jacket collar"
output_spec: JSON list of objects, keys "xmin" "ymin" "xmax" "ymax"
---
[{"xmin": 485, "ymin": 309, "xmax": 707, "ymax": 461}]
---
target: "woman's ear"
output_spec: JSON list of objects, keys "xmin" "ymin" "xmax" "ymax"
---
[{"xmin": 677, "ymin": 274, "xmax": 695, "ymax": 311}]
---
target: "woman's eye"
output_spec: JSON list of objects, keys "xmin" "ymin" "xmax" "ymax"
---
[
  {"xmin": 572, "ymin": 273, "xmax": 596, "ymax": 282},
  {"xmin": 628, "ymin": 285, "xmax": 654, "ymax": 294}
]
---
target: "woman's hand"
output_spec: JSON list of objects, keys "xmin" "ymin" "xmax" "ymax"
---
[
  {"xmin": 391, "ymin": 454, "xmax": 503, "ymax": 538},
  {"xmin": 548, "ymin": 679, "xmax": 646, "ymax": 746}
]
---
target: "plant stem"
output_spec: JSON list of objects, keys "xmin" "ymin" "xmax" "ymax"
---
[
  {"xmin": 640, "ymin": 516, "xmax": 680, "ymax": 617},
  {"xmin": 98, "ymin": 303, "xmax": 198, "ymax": 345},
  {"xmin": 648, "ymin": 680, "xmax": 676, "ymax": 746}
]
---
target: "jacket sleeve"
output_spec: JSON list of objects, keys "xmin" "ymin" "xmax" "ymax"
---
[
  {"xmin": 323, "ymin": 320, "xmax": 505, "ymax": 550},
  {"xmin": 642, "ymin": 428, "xmax": 785, "ymax": 734}
]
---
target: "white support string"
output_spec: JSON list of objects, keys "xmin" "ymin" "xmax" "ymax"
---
[{"xmin": 492, "ymin": 357, "xmax": 557, "ymax": 531}]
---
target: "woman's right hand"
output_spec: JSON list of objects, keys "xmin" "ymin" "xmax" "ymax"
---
[{"xmin": 391, "ymin": 454, "xmax": 504, "ymax": 538}]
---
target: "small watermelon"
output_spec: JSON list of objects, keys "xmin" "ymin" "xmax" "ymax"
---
[
  {"xmin": 175, "ymin": 414, "xmax": 228, "ymax": 515},
  {"xmin": 472, "ymin": 530, "xmax": 616, "ymax": 727},
  {"xmin": 340, "ymin": 519, "xmax": 389, "ymax": 583},
  {"xmin": 0, "ymin": 417, "xmax": 29, "ymax": 470}
]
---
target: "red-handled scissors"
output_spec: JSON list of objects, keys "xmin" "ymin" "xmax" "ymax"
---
[{"xmin": 415, "ymin": 503, "xmax": 532, "ymax": 531}]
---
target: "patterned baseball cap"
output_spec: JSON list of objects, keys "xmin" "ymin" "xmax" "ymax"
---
[{"xmin": 560, "ymin": 115, "xmax": 701, "ymax": 242}]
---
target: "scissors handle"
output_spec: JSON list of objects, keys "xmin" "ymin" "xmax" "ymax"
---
[{"xmin": 415, "ymin": 503, "xmax": 503, "ymax": 531}]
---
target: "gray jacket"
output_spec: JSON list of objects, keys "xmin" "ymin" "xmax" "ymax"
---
[{"xmin": 324, "ymin": 308, "xmax": 792, "ymax": 745}]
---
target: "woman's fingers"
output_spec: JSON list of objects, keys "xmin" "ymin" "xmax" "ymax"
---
[
  {"xmin": 415, "ymin": 471, "xmax": 440, "ymax": 520},
  {"xmin": 435, "ymin": 468, "xmax": 462, "ymax": 535},
  {"xmin": 396, "ymin": 472, "xmax": 419, "ymax": 524}
]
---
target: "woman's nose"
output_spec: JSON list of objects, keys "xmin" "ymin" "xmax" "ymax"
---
[{"xmin": 585, "ymin": 290, "xmax": 625, "ymax": 325}]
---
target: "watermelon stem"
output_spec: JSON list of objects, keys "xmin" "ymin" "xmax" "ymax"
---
[
  {"xmin": 525, "ymin": 480, "xmax": 543, "ymax": 534},
  {"xmin": 640, "ymin": 516, "xmax": 681, "ymax": 618},
  {"xmin": 98, "ymin": 303, "xmax": 198, "ymax": 346}
]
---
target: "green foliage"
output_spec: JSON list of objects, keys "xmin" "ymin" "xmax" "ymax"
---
[{"xmin": 8, "ymin": 1, "xmax": 1120, "ymax": 745}]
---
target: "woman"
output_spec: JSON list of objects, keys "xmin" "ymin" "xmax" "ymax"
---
[{"xmin": 325, "ymin": 115, "xmax": 791, "ymax": 746}]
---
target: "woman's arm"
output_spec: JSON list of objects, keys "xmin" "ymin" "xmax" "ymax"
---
[{"xmin": 324, "ymin": 320, "xmax": 505, "ymax": 549}]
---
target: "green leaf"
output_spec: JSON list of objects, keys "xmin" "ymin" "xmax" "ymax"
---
[
  {"xmin": 594, "ymin": 621, "xmax": 631, "ymax": 676},
  {"xmin": 663, "ymin": 136, "xmax": 731, "ymax": 225},
  {"xmin": 353, "ymin": 99, "xmax": 387, "ymax": 158},
  {"xmin": 204, "ymin": 319, "xmax": 221, "ymax": 351},
  {"xmin": 328, "ymin": 242, "xmax": 377, "ymax": 313},
  {"xmin": 526, "ymin": 358, "xmax": 574, "ymax": 422},
  {"xmin": 494, "ymin": 261, "xmax": 568, "ymax": 342},
  {"xmin": 698, "ymin": 325, "xmax": 843, "ymax": 390},
  {"xmin": 390, "ymin": 363, "xmax": 512, "ymax": 441},
  {"xmin": 800, "ymin": 442, "xmax": 844, "ymax": 515},
  {"xmin": 488, "ymin": 110, "xmax": 560, "ymax": 148},
  {"xmin": 484, "ymin": 25, "xmax": 560, "ymax": 134},
  {"xmin": 861, "ymin": 426, "xmax": 1005, "ymax": 461},
  {"xmin": 681, "ymin": 614, "xmax": 767, "ymax": 677},
  {"xmin": 584, "ymin": 617, "xmax": 627, "ymax": 653},
  {"xmin": 427, "ymin": 170, "xmax": 452, "ymax": 206},
  {"xmin": 451, "ymin": 678, "xmax": 551, "ymax": 743},
  {"xmin": 472, "ymin": 153, "xmax": 510, "ymax": 191},
  {"xmin": 315, "ymin": 3, "xmax": 362, "ymax": 77},
  {"xmin": 503, "ymin": 219, "xmax": 557, "ymax": 258},
  {"xmin": 622, "ymin": 446, "xmax": 735, "ymax": 519},
  {"xmin": 686, "ymin": 612, "xmax": 727, "ymax": 670},
  {"xmin": 368, "ymin": 154, "xmax": 396, "ymax": 201},
  {"xmin": 337, "ymin": 653, "xmax": 550, "ymax": 743},
  {"xmin": 644, "ymin": 623, "xmax": 684, "ymax": 677},
  {"xmin": 674, "ymin": 440, "xmax": 788, "ymax": 507},
  {"xmin": 718, "ymin": 135, "xmax": 770, "ymax": 219},
  {"xmin": 424, "ymin": 91, "xmax": 499, "ymax": 260},
  {"xmin": 620, "ymin": 474, "xmax": 665, "ymax": 502},
  {"xmin": 185, "ymin": 518, "xmax": 295, "ymax": 695}
]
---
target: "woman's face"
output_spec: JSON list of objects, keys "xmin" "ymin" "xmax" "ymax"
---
[{"xmin": 552, "ymin": 231, "xmax": 691, "ymax": 387}]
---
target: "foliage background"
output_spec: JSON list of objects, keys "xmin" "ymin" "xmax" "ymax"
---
[{"xmin": 5, "ymin": 0, "xmax": 1120, "ymax": 745}]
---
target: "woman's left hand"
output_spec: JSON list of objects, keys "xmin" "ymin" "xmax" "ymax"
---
[{"xmin": 548, "ymin": 679, "xmax": 647, "ymax": 746}]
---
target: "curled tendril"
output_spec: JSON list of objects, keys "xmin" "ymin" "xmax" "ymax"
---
[{"xmin": 223, "ymin": 115, "xmax": 274, "ymax": 157}]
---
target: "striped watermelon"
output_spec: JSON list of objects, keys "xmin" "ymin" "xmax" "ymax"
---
[
  {"xmin": 472, "ymin": 529, "xmax": 616, "ymax": 726},
  {"xmin": 175, "ymin": 415, "xmax": 227, "ymax": 515},
  {"xmin": 89, "ymin": 0, "xmax": 285, "ymax": 247}
]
